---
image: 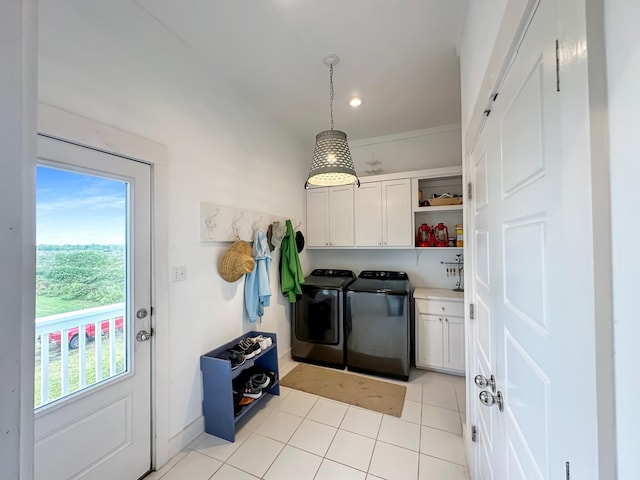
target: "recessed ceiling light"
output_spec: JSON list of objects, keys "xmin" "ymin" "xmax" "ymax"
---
[{"xmin": 349, "ymin": 97, "xmax": 363, "ymax": 107}]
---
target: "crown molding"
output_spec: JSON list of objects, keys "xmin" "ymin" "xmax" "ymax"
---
[{"xmin": 350, "ymin": 123, "xmax": 461, "ymax": 148}]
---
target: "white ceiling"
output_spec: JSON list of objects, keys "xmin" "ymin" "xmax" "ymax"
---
[{"xmin": 132, "ymin": 0, "xmax": 469, "ymax": 142}]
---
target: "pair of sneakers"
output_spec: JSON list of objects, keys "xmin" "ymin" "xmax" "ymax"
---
[
  {"xmin": 215, "ymin": 349, "xmax": 245, "ymax": 370},
  {"xmin": 239, "ymin": 374, "xmax": 269, "ymax": 400},
  {"xmin": 250, "ymin": 335, "xmax": 273, "ymax": 350},
  {"xmin": 232, "ymin": 335, "xmax": 272, "ymax": 359},
  {"xmin": 234, "ymin": 372, "xmax": 272, "ymax": 408}
]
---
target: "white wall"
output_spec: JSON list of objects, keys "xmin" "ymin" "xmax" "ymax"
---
[
  {"xmin": 37, "ymin": 0, "xmax": 308, "ymax": 450},
  {"xmin": 350, "ymin": 125, "xmax": 462, "ymax": 176},
  {"xmin": 310, "ymin": 249, "xmax": 464, "ymax": 292},
  {"xmin": 604, "ymin": 0, "xmax": 640, "ymax": 476},
  {"xmin": 0, "ymin": 1, "xmax": 36, "ymax": 479},
  {"xmin": 309, "ymin": 126, "xmax": 463, "ymax": 290}
]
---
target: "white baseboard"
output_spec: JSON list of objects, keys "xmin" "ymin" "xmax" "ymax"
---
[{"xmin": 165, "ymin": 415, "xmax": 205, "ymax": 464}]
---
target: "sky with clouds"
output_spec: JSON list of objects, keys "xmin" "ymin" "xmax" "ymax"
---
[{"xmin": 37, "ymin": 166, "xmax": 127, "ymax": 245}]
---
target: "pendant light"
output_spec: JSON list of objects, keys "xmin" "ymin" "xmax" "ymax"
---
[{"xmin": 305, "ymin": 54, "xmax": 360, "ymax": 189}]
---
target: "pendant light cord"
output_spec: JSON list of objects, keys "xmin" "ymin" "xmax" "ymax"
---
[{"xmin": 329, "ymin": 63, "xmax": 334, "ymax": 131}]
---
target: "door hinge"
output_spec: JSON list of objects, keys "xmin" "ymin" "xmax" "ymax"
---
[
  {"xmin": 150, "ymin": 306, "xmax": 155, "ymax": 316},
  {"xmin": 555, "ymin": 39, "xmax": 561, "ymax": 92},
  {"xmin": 565, "ymin": 461, "xmax": 570, "ymax": 479},
  {"xmin": 471, "ymin": 425, "xmax": 477, "ymax": 442},
  {"xmin": 469, "ymin": 303, "xmax": 475, "ymax": 320},
  {"xmin": 467, "ymin": 182, "xmax": 473, "ymax": 200}
]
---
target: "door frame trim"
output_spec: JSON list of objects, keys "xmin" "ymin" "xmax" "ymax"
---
[{"xmin": 37, "ymin": 102, "xmax": 172, "ymax": 469}]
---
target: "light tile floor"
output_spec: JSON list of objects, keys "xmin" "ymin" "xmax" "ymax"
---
[{"xmin": 145, "ymin": 358, "xmax": 469, "ymax": 480}]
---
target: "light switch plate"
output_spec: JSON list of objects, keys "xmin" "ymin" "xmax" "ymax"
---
[{"xmin": 171, "ymin": 266, "xmax": 187, "ymax": 282}]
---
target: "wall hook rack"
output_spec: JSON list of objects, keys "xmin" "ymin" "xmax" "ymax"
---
[{"xmin": 200, "ymin": 202, "xmax": 301, "ymax": 243}]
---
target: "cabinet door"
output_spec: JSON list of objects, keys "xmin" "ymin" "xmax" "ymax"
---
[
  {"xmin": 416, "ymin": 313, "xmax": 443, "ymax": 368},
  {"xmin": 328, "ymin": 185, "xmax": 354, "ymax": 246},
  {"xmin": 306, "ymin": 188, "xmax": 329, "ymax": 247},
  {"xmin": 382, "ymin": 179, "xmax": 413, "ymax": 246},
  {"xmin": 355, "ymin": 182, "xmax": 382, "ymax": 246},
  {"xmin": 444, "ymin": 316, "xmax": 465, "ymax": 372}
]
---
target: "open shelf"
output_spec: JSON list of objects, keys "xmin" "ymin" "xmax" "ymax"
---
[
  {"xmin": 200, "ymin": 331, "xmax": 279, "ymax": 442},
  {"xmin": 413, "ymin": 204, "xmax": 464, "ymax": 213}
]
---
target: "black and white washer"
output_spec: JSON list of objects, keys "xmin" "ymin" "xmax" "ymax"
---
[
  {"xmin": 346, "ymin": 270, "xmax": 411, "ymax": 381},
  {"xmin": 292, "ymin": 269, "xmax": 355, "ymax": 369}
]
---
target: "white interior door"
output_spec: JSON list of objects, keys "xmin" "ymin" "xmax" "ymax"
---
[
  {"xmin": 34, "ymin": 135, "xmax": 152, "ymax": 480},
  {"xmin": 468, "ymin": 0, "xmax": 600, "ymax": 478}
]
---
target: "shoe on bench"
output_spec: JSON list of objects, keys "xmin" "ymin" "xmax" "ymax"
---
[
  {"xmin": 232, "ymin": 339, "xmax": 260, "ymax": 359},
  {"xmin": 250, "ymin": 373, "xmax": 270, "ymax": 390},
  {"xmin": 249, "ymin": 335, "xmax": 272, "ymax": 350}
]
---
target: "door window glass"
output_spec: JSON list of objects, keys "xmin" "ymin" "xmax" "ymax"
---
[{"xmin": 35, "ymin": 165, "xmax": 130, "ymax": 409}]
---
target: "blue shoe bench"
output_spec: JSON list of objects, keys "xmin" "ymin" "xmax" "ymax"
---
[{"xmin": 200, "ymin": 331, "xmax": 279, "ymax": 442}]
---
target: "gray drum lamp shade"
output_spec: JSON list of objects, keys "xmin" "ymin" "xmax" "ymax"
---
[
  {"xmin": 305, "ymin": 54, "xmax": 360, "ymax": 189},
  {"xmin": 307, "ymin": 130, "xmax": 359, "ymax": 187}
]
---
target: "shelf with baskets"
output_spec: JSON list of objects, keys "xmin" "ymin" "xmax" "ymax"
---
[
  {"xmin": 411, "ymin": 167, "xmax": 464, "ymax": 249},
  {"xmin": 200, "ymin": 331, "xmax": 279, "ymax": 442}
]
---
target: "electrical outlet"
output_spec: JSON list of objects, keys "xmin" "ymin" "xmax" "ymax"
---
[{"xmin": 171, "ymin": 266, "xmax": 187, "ymax": 282}]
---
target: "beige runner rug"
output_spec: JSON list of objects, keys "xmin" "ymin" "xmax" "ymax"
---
[{"xmin": 279, "ymin": 363, "xmax": 406, "ymax": 417}]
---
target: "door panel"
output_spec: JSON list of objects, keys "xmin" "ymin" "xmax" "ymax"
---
[
  {"xmin": 35, "ymin": 136, "xmax": 151, "ymax": 480},
  {"xmin": 468, "ymin": 0, "xmax": 600, "ymax": 478},
  {"xmin": 504, "ymin": 333, "xmax": 549, "ymax": 478},
  {"xmin": 503, "ymin": 218, "xmax": 547, "ymax": 331},
  {"xmin": 500, "ymin": 59, "xmax": 546, "ymax": 196},
  {"xmin": 495, "ymin": 2, "xmax": 557, "ymax": 476}
]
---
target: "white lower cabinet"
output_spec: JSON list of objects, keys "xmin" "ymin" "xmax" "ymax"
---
[{"xmin": 414, "ymin": 288, "xmax": 464, "ymax": 374}]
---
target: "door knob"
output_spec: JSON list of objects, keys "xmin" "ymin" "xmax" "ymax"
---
[
  {"xmin": 136, "ymin": 308, "xmax": 148, "ymax": 319},
  {"xmin": 136, "ymin": 330, "xmax": 152, "ymax": 342},
  {"xmin": 479, "ymin": 390, "xmax": 504, "ymax": 412},
  {"xmin": 474, "ymin": 374, "xmax": 496, "ymax": 394}
]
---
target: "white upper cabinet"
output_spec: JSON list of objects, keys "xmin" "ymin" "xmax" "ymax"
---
[
  {"xmin": 305, "ymin": 167, "xmax": 461, "ymax": 249},
  {"xmin": 381, "ymin": 179, "xmax": 413, "ymax": 246},
  {"xmin": 354, "ymin": 182, "xmax": 383, "ymax": 246},
  {"xmin": 306, "ymin": 188, "xmax": 329, "ymax": 247},
  {"xmin": 355, "ymin": 179, "xmax": 412, "ymax": 247},
  {"xmin": 306, "ymin": 185, "xmax": 354, "ymax": 247}
]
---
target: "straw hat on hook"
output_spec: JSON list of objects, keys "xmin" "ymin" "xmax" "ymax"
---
[{"xmin": 218, "ymin": 240, "xmax": 255, "ymax": 282}]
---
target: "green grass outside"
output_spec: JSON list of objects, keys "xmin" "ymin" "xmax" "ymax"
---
[
  {"xmin": 36, "ymin": 295, "xmax": 105, "ymax": 318},
  {"xmin": 34, "ymin": 334, "xmax": 126, "ymax": 408}
]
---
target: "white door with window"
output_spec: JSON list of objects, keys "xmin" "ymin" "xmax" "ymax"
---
[
  {"xmin": 467, "ymin": 0, "xmax": 600, "ymax": 478},
  {"xmin": 34, "ymin": 135, "xmax": 152, "ymax": 480}
]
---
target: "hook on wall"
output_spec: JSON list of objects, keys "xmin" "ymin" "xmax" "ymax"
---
[
  {"xmin": 231, "ymin": 211, "xmax": 244, "ymax": 239},
  {"xmin": 252, "ymin": 215, "xmax": 263, "ymax": 231},
  {"xmin": 293, "ymin": 219, "xmax": 302, "ymax": 230},
  {"xmin": 205, "ymin": 208, "xmax": 220, "ymax": 231}
]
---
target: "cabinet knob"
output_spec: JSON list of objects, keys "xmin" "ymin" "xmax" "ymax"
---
[
  {"xmin": 445, "ymin": 318, "xmax": 448, "ymax": 322},
  {"xmin": 439, "ymin": 317, "xmax": 442, "ymax": 322}
]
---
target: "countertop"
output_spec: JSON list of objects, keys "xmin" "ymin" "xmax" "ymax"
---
[{"xmin": 412, "ymin": 287, "xmax": 464, "ymax": 300}]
